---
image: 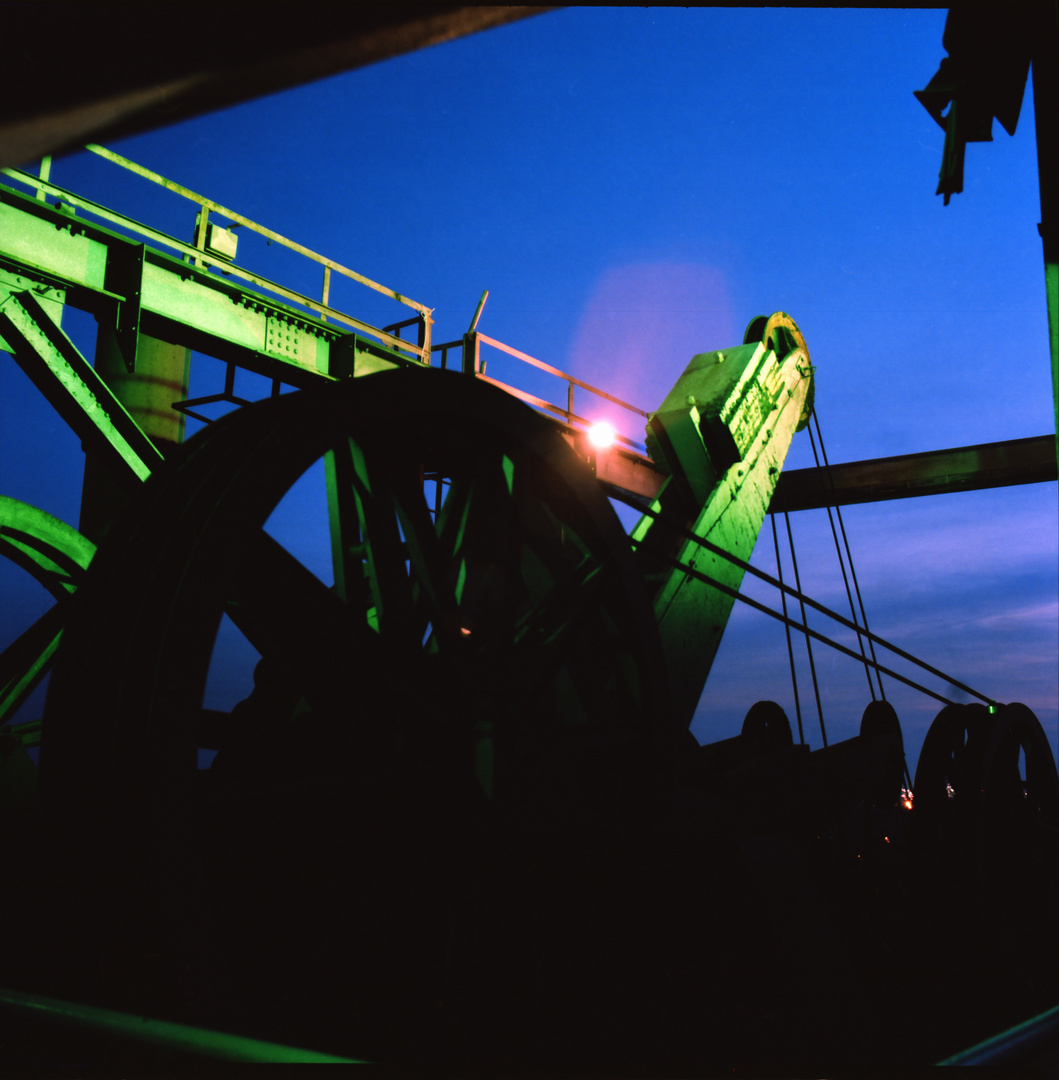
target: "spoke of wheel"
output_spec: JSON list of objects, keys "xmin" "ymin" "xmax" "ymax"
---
[
  {"xmin": 446, "ymin": 458, "xmax": 524, "ymax": 634},
  {"xmin": 225, "ymin": 530, "xmax": 412, "ymax": 721},
  {"xmin": 384, "ymin": 457, "xmax": 464, "ymax": 649},
  {"xmin": 511, "ymin": 556, "xmax": 608, "ymax": 687},
  {"xmin": 0, "ymin": 602, "xmax": 66, "ymax": 723},
  {"xmin": 347, "ymin": 437, "xmax": 421, "ymax": 647},
  {"xmin": 324, "ymin": 439, "xmax": 365, "ymax": 608}
]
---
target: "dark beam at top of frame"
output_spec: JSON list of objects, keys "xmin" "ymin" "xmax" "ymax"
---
[
  {"xmin": 769, "ymin": 434, "xmax": 1058, "ymax": 513},
  {"xmin": 0, "ymin": 5, "xmax": 555, "ymax": 169}
]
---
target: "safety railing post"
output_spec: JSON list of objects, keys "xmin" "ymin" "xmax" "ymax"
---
[
  {"xmin": 462, "ymin": 330, "xmax": 479, "ymax": 376},
  {"xmin": 192, "ymin": 206, "xmax": 210, "ymax": 267},
  {"xmin": 418, "ymin": 313, "xmax": 429, "ymax": 363},
  {"xmin": 36, "ymin": 156, "xmax": 51, "ymax": 201}
]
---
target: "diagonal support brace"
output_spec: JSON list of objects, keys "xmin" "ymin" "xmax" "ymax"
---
[{"xmin": 0, "ymin": 289, "xmax": 163, "ymax": 485}]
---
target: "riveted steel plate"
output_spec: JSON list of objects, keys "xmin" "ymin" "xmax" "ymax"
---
[{"xmin": 265, "ymin": 315, "xmax": 313, "ymax": 366}]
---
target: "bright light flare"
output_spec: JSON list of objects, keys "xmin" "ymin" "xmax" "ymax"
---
[{"xmin": 588, "ymin": 420, "xmax": 617, "ymax": 449}]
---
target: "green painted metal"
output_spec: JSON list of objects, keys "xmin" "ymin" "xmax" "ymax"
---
[
  {"xmin": 0, "ymin": 181, "xmax": 421, "ymax": 385},
  {"xmin": 631, "ymin": 313, "xmax": 814, "ymax": 728},
  {"xmin": 1, "ymin": 159, "xmax": 430, "ymax": 360},
  {"xmin": 0, "ymin": 496, "xmax": 96, "ymax": 727},
  {"xmin": 0, "ymin": 986, "xmax": 365, "ymax": 1063},
  {"xmin": 0, "ymin": 266, "xmax": 65, "ymax": 348},
  {"xmin": 937, "ymin": 999, "xmax": 1059, "ymax": 1065},
  {"xmin": 0, "ymin": 607, "xmax": 64, "ymax": 733},
  {"xmin": 0, "ymin": 495, "xmax": 95, "ymax": 592},
  {"xmin": 0, "ymin": 290, "xmax": 162, "ymax": 484},
  {"xmin": 84, "ymin": 143, "xmax": 432, "ymax": 317}
]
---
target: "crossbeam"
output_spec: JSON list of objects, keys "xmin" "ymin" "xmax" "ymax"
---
[
  {"xmin": 0, "ymin": 290, "xmax": 163, "ymax": 484},
  {"xmin": 770, "ymin": 434, "xmax": 1057, "ymax": 512}
]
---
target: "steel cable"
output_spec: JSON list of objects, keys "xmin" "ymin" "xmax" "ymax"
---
[
  {"xmin": 784, "ymin": 511, "xmax": 828, "ymax": 747},
  {"xmin": 810, "ymin": 413, "xmax": 887, "ymax": 701},
  {"xmin": 630, "ymin": 500, "xmax": 992, "ymax": 706},
  {"xmin": 771, "ymin": 513, "xmax": 805, "ymax": 746},
  {"xmin": 807, "ymin": 421, "xmax": 877, "ymax": 701},
  {"xmin": 628, "ymin": 534, "xmax": 974, "ymax": 708}
]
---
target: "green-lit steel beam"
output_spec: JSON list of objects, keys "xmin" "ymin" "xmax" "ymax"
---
[
  {"xmin": 587, "ymin": 434, "xmax": 1056, "ymax": 512},
  {"xmin": 770, "ymin": 433, "xmax": 1058, "ymax": 513},
  {"xmin": 0, "ymin": 182, "xmax": 417, "ymax": 385},
  {"xmin": 938, "ymin": 1001, "xmax": 1059, "ymax": 1066},
  {"xmin": 0, "ymin": 605, "xmax": 64, "ymax": 726},
  {"xmin": 0, "ymin": 986, "xmax": 365, "ymax": 1064},
  {"xmin": 0, "ymin": 496, "xmax": 96, "ymax": 726},
  {"xmin": 0, "ymin": 290, "xmax": 162, "ymax": 485},
  {"xmin": 631, "ymin": 314, "xmax": 815, "ymax": 727}
]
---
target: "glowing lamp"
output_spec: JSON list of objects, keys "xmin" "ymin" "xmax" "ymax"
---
[{"xmin": 588, "ymin": 420, "xmax": 616, "ymax": 449}]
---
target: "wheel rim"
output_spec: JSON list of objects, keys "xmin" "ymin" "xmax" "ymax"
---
[
  {"xmin": 0, "ymin": 496, "xmax": 95, "ymax": 727},
  {"xmin": 42, "ymin": 368, "xmax": 670, "ymax": 1054}
]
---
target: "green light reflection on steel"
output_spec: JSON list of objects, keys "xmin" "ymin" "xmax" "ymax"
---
[{"xmin": 0, "ymin": 987, "xmax": 366, "ymax": 1063}]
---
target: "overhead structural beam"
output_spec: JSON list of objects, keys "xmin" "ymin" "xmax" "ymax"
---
[
  {"xmin": 588, "ymin": 434, "xmax": 1056, "ymax": 512},
  {"xmin": 769, "ymin": 434, "xmax": 1057, "ymax": 513},
  {"xmin": 0, "ymin": 6, "xmax": 555, "ymax": 168}
]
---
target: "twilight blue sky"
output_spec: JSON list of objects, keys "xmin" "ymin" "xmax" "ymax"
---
[{"xmin": 1, "ymin": 8, "xmax": 1056, "ymax": 772}]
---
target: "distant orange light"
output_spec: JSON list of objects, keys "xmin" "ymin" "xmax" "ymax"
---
[
  {"xmin": 588, "ymin": 421, "xmax": 616, "ymax": 449},
  {"xmin": 460, "ymin": 627, "xmax": 472, "ymax": 636}
]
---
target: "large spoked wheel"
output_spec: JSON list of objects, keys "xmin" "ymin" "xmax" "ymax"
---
[
  {"xmin": 41, "ymin": 369, "xmax": 670, "ymax": 1062},
  {"xmin": 910, "ymin": 700, "xmax": 1059, "ymax": 1020},
  {"xmin": 0, "ymin": 496, "xmax": 95, "ymax": 729}
]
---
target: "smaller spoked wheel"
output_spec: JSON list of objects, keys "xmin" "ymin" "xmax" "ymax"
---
[
  {"xmin": 909, "ymin": 702, "xmax": 1059, "ymax": 1033},
  {"xmin": 913, "ymin": 701, "xmax": 1059, "ymax": 918},
  {"xmin": 42, "ymin": 368, "xmax": 670, "ymax": 1062},
  {"xmin": 976, "ymin": 703, "xmax": 1059, "ymax": 911},
  {"xmin": 912, "ymin": 702, "xmax": 991, "ymax": 844}
]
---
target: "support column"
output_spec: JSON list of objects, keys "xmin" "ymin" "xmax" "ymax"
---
[
  {"xmin": 79, "ymin": 325, "xmax": 190, "ymax": 543},
  {"xmin": 1032, "ymin": 3, "xmax": 1059, "ymax": 471}
]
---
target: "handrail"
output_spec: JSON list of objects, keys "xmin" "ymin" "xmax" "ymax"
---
[
  {"xmin": 84, "ymin": 144, "xmax": 431, "ymax": 315},
  {"xmin": 1, "ymin": 150, "xmax": 432, "ymax": 361},
  {"xmin": 475, "ymin": 373, "xmax": 647, "ymax": 453},
  {"xmin": 477, "ymin": 332, "xmax": 648, "ymax": 417},
  {"xmin": 472, "ymin": 332, "xmax": 648, "ymax": 450},
  {"xmin": 1, "ymin": 165, "xmax": 426, "ymax": 360}
]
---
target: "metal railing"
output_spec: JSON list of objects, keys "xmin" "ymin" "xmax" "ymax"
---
[
  {"xmin": 452, "ymin": 331, "xmax": 650, "ymax": 453},
  {"xmin": 1, "ymin": 145, "xmax": 432, "ymax": 361},
  {"xmin": 4, "ymin": 148, "xmax": 653, "ymax": 449}
]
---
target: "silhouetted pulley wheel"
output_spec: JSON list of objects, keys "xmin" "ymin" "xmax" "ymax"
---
[
  {"xmin": 912, "ymin": 699, "xmax": 1059, "ymax": 950},
  {"xmin": 975, "ymin": 702, "xmax": 1059, "ymax": 919},
  {"xmin": 42, "ymin": 368, "xmax": 669, "ymax": 1062}
]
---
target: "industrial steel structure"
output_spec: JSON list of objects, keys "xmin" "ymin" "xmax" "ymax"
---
[{"xmin": 0, "ymin": 5, "xmax": 1057, "ymax": 1071}]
